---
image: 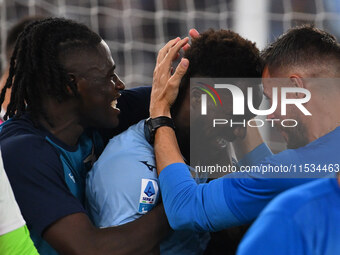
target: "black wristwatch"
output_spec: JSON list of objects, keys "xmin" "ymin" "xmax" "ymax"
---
[{"xmin": 144, "ymin": 116, "xmax": 175, "ymax": 144}]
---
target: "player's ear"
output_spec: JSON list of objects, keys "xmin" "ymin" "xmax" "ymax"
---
[
  {"xmin": 290, "ymin": 75, "xmax": 306, "ymax": 98},
  {"xmin": 66, "ymin": 73, "xmax": 78, "ymax": 96}
]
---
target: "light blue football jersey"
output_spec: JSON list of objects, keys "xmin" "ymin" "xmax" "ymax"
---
[{"xmin": 86, "ymin": 120, "xmax": 210, "ymax": 255}]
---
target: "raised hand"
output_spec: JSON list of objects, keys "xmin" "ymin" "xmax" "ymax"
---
[{"xmin": 150, "ymin": 37, "xmax": 190, "ymax": 118}]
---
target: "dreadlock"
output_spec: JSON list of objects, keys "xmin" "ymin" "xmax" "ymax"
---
[
  {"xmin": 0, "ymin": 17, "xmax": 102, "ymax": 121},
  {"xmin": 5, "ymin": 16, "xmax": 44, "ymax": 61}
]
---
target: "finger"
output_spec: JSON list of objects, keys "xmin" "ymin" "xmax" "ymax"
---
[
  {"xmin": 172, "ymin": 52, "xmax": 180, "ymax": 61},
  {"xmin": 162, "ymin": 37, "xmax": 189, "ymax": 66},
  {"xmin": 182, "ymin": 43, "xmax": 191, "ymax": 51},
  {"xmin": 157, "ymin": 37, "xmax": 180, "ymax": 65},
  {"xmin": 168, "ymin": 58, "xmax": 189, "ymax": 90},
  {"xmin": 189, "ymin": 29, "xmax": 200, "ymax": 39}
]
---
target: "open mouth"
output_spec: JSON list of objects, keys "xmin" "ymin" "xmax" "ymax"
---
[
  {"xmin": 111, "ymin": 94, "xmax": 121, "ymax": 109},
  {"xmin": 111, "ymin": 99, "xmax": 118, "ymax": 109}
]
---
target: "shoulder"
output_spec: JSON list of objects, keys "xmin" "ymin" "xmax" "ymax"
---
[
  {"xmin": 262, "ymin": 178, "xmax": 335, "ymax": 217},
  {"xmin": 256, "ymin": 127, "xmax": 340, "ymax": 168},
  {"xmin": 0, "ymin": 121, "xmax": 63, "ymax": 181},
  {"xmin": 119, "ymin": 86, "xmax": 151, "ymax": 100},
  {"xmin": 1, "ymin": 132, "xmax": 60, "ymax": 166},
  {"xmin": 88, "ymin": 120, "xmax": 156, "ymax": 188},
  {"xmin": 0, "ymin": 116, "xmax": 58, "ymax": 155},
  {"xmin": 99, "ymin": 120, "xmax": 152, "ymax": 162}
]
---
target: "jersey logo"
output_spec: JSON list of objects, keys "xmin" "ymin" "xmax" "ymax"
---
[
  {"xmin": 139, "ymin": 179, "xmax": 159, "ymax": 214},
  {"xmin": 144, "ymin": 181, "xmax": 155, "ymax": 197},
  {"xmin": 140, "ymin": 161, "xmax": 156, "ymax": 172},
  {"xmin": 68, "ymin": 173, "xmax": 75, "ymax": 183}
]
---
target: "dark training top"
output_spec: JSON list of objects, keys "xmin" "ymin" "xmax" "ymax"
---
[{"xmin": 0, "ymin": 86, "xmax": 151, "ymax": 255}]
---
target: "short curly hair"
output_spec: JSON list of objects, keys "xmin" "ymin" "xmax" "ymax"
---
[
  {"xmin": 172, "ymin": 29, "xmax": 264, "ymax": 117},
  {"xmin": 185, "ymin": 29, "xmax": 263, "ymax": 78}
]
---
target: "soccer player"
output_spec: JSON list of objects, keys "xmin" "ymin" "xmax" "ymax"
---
[
  {"xmin": 0, "ymin": 152, "xmax": 38, "ymax": 255},
  {"xmin": 148, "ymin": 25, "xmax": 340, "ymax": 232},
  {"xmin": 0, "ymin": 18, "xmax": 173, "ymax": 255},
  {"xmin": 237, "ymin": 173, "xmax": 340, "ymax": 254},
  {"xmin": 86, "ymin": 29, "xmax": 264, "ymax": 254}
]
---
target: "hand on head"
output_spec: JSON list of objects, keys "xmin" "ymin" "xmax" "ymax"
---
[
  {"xmin": 150, "ymin": 37, "xmax": 190, "ymax": 118},
  {"xmin": 149, "ymin": 29, "xmax": 200, "ymax": 118}
]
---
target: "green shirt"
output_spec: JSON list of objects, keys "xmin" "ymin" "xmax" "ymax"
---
[{"xmin": 0, "ymin": 225, "xmax": 38, "ymax": 254}]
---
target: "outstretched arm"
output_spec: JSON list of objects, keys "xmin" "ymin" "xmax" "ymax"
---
[
  {"xmin": 148, "ymin": 34, "xmax": 284, "ymax": 233},
  {"xmin": 149, "ymin": 37, "xmax": 240, "ymax": 232},
  {"xmin": 149, "ymin": 37, "xmax": 189, "ymax": 171}
]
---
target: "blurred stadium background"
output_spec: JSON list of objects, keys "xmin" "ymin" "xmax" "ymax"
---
[{"xmin": 0, "ymin": 0, "xmax": 339, "ymax": 151}]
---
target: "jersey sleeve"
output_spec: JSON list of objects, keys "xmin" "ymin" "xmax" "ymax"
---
[
  {"xmin": 157, "ymin": 144, "xmax": 277, "ymax": 231},
  {"xmin": 0, "ymin": 152, "xmax": 25, "ymax": 236},
  {"xmin": 159, "ymin": 147, "xmax": 314, "ymax": 230},
  {"xmin": 0, "ymin": 225, "xmax": 39, "ymax": 255},
  {"xmin": 159, "ymin": 163, "xmax": 241, "ymax": 232},
  {"xmin": 237, "ymin": 212, "xmax": 304, "ymax": 255},
  {"xmin": 237, "ymin": 143, "xmax": 273, "ymax": 167},
  {"xmin": 224, "ymin": 148, "xmax": 314, "ymax": 224},
  {"xmin": 2, "ymin": 135, "xmax": 85, "ymax": 236}
]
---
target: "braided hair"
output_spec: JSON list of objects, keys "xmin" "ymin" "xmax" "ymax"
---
[{"xmin": 0, "ymin": 17, "xmax": 102, "ymax": 121}]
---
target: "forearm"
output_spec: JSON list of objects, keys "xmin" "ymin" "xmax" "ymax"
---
[
  {"xmin": 154, "ymin": 126, "xmax": 184, "ymax": 174},
  {"xmin": 96, "ymin": 204, "xmax": 169, "ymax": 255},
  {"xmin": 45, "ymin": 207, "xmax": 169, "ymax": 255},
  {"xmin": 159, "ymin": 163, "xmax": 241, "ymax": 232},
  {"xmin": 148, "ymin": 38, "xmax": 189, "ymax": 173}
]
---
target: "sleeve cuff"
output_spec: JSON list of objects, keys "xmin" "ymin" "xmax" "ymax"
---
[{"xmin": 159, "ymin": 163, "xmax": 191, "ymax": 183}]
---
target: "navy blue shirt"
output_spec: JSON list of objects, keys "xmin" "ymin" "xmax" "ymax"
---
[{"xmin": 0, "ymin": 87, "xmax": 151, "ymax": 255}]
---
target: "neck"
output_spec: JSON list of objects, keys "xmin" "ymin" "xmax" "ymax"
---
[
  {"xmin": 305, "ymin": 98, "xmax": 340, "ymax": 143},
  {"xmin": 38, "ymin": 98, "xmax": 83, "ymax": 146},
  {"xmin": 307, "ymin": 118, "xmax": 340, "ymax": 143}
]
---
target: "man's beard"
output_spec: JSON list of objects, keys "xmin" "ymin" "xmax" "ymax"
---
[{"xmin": 281, "ymin": 120, "xmax": 309, "ymax": 149}]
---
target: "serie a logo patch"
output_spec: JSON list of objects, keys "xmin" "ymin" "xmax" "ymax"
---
[{"xmin": 138, "ymin": 179, "xmax": 159, "ymax": 214}]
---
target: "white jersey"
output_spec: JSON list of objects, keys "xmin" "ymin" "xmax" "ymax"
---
[{"xmin": 0, "ymin": 151, "xmax": 25, "ymax": 236}]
